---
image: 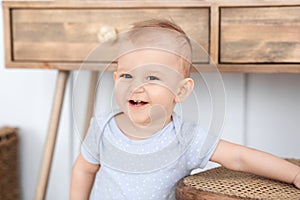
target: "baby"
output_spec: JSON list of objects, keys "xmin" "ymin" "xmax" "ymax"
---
[{"xmin": 70, "ymin": 19, "xmax": 300, "ymax": 199}]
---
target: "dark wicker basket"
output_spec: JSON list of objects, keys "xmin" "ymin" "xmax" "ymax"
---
[{"xmin": 0, "ymin": 127, "xmax": 20, "ymax": 200}]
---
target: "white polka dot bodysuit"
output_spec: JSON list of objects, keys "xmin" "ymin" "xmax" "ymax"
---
[{"xmin": 81, "ymin": 111, "xmax": 218, "ymax": 200}]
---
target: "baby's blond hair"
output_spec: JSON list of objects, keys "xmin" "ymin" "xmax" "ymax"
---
[{"xmin": 120, "ymin": 19, "xmax": 192, "ymax": 77}]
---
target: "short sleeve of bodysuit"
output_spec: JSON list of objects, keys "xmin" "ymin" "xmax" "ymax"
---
[
  {"xmin": 179, "ymin": 122, "xmax": 219, "ymax": 170},
  {"xmin": 81, "ymin": 117, "xmax": 102, "ymax": 164},
  {"xmin": 190, "ymin": 127, "xmax": 219, "ymax": 169}
]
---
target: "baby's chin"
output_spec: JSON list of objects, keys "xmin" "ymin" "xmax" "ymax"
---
[
  {"xmin": 127, "ymin": 112, "xmax": 153, "ymax": 127},
  {"xmin": 115, "ymin": 109, "xmax": 172, "ymax": 139},
  {"xmin": 129, "ymin": 112, "xmax": 170, "ymax": 128}
]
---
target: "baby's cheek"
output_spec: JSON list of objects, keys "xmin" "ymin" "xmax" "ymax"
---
[
  {"xmin": 114, "ymin": 85, "xmax": 128, "ymax": 108},
  {"xmin": 162, "ymin": 81, "xmax": 181, "ymax": 98},
  {"xmin": 148, "ymin": 104, "xmax": 167, "ymax": 119}
]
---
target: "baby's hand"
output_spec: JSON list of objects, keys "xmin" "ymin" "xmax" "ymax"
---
[{"xmin": 294, "ymin": 170, "xmax": 300, "ymax": 189}]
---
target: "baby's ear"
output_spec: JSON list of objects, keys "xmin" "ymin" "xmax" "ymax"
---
[
  {"xmin": 113, "ymin": 71, "xmax": 117, "ymax": 81},
  {"xmin": 175, "ymin": 78, "xmax": 194, "ymax": 103}
]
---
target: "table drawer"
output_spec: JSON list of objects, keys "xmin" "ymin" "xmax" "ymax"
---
[
  {"xmin": 220, "ymin": 6, "xmax": 300, "ymax": 64},
  {"xmin": 12, "ymin": 8, "xmax": 209, "ymax": 64}
]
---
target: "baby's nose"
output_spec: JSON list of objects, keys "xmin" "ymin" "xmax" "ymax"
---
[{"xmin": 131, "ymin": 81, "xmax": 145, "ymax": 93}]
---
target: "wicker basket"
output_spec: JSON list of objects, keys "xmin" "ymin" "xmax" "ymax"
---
[
  {"xmin": 0, "ymin": 127, "xmax": 19, "ymax": 200},
  {"xmin": 176, "ymin": 159, "xmax": 300, "ymax": 200}
]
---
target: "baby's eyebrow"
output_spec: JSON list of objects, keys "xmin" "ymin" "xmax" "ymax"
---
[
  {"xmin": 118, "ymin": 71, "xmax": 129, "ymax": 75},
  {"xmin": 146, "ymin": 69, "xmax": 175, "ymax": 76},
  {"xmin": 116, "ymin": 67, "xmax": 128, "ymax": 73},
  {"xmin": 146, "ymin": 70, "xmax": 161, "ymax": 74}
]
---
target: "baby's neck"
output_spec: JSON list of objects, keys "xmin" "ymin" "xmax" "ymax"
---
[{"xmin": 114, "ymin": 113, "xmax": 172, "ymax": 140}]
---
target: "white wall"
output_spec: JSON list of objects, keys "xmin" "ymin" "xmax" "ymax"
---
[
  {"xmin": 1, "ymin": 3, "xmax": 299, "ymax": 199},
  {"xmin": 246, "ymin": 74, "xmax": 300, "ymax": 158}
]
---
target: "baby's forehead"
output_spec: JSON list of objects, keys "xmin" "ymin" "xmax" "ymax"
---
[
  {"xmin": 119, "ymin": 26, "xmax": 191, "ymax": 59},
  {"xmin": 117, "ymin": 49, "xmax": 182, "ymax": 70},
  {"xmin": 117, "ymin": 50, "xmax": 189, "ymax": 79}
]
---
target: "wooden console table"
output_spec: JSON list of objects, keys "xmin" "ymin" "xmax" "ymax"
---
[{"xmin": 2, "ymin": 1, "xmax": 300, "ymax": 199}]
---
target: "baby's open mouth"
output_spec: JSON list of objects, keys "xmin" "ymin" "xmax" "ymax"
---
[{"xmin": 129, "ymin": 100, "xmax": 149, "ymax": 106}]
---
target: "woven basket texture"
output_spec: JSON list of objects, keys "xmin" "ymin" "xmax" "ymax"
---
[
  {"xmin": 0, "ymin": 127, "xmax": 19, "ymax": 200},
  {"xmin": 181, "ymin": 159, "xmax": 300, "ymax": 200}
]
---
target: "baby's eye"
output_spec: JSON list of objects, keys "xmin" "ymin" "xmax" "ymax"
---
[
  {"xmin": 120, "ymin": 74, "xmax": 132, "ymax": 79},
  {"xmin": 147, "ymin": 76, "xmax": 159, "ymax": 81}
]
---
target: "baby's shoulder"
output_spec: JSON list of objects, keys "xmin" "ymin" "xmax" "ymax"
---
[
  {"xmin": 174, "ymin": 114, "xmax": 205, "ymax": 134},
  {"xmin": 174, "ymin": 114, "xmax": 207, "ymax": 142},
  {"xmin": 89, "ymin": 111, "xmax": 117, "ymax": 131}
]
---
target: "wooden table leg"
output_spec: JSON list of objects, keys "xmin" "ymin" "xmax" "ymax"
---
[
  {"xmin": 35, "ymin": 70, "xmax": 69, "ymax": 200},
  {"xmin": 83, "ymin": 71, "xmax": 99, "ymax": 137}
]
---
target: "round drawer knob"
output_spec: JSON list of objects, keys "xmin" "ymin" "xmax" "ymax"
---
[{"xmin": 97, "ymin": 26, "xmax": 118, "ymax": 43}]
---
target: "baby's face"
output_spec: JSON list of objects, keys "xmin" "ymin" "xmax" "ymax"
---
[{"xmin": 114, "ymin": 49, "xmax": 185, "ymax": 126}]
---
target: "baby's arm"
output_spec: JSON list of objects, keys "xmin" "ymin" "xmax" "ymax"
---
[
  {"xmin": 70, "ymin": 153, "xmax": 100, "ymax": 200},
  {"xmin": 210, "ymin": 140, "xmax": 300, "ymax": 189}
]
